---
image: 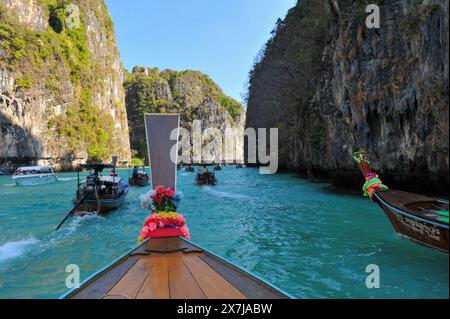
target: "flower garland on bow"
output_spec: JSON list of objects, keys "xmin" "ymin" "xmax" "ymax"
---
[
  {"xmin": 363, "ymin": 172, "xmax": 389, "ymax": 200},
  {"xmin": 138, "ymin": 185, "xmax": 190, "ymax": 243}
]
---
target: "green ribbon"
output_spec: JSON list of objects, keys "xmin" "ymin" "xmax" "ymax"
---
[{"xmin": 362, "ymin": 177, "xmax": 389, "ymax": 197}]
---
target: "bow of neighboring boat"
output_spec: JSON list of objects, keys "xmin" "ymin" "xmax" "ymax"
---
[{"xmin": 354, "ymin": 150, "xmax": 449, "ymax": 253}]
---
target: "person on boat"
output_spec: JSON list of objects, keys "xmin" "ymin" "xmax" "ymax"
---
[{"xmin": 203, "ymin": 165, "xmax": 209, "ymax": 173}]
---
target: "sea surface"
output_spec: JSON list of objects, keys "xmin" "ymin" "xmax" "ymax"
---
[{"xmin": 0, "ymin": 167, "xmax": 448, "ymax": 298}]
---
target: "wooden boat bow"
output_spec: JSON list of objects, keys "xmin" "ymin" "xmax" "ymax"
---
[{"xmin": 354, "ymin": 150, "xmax": 449, "ymax": 252}]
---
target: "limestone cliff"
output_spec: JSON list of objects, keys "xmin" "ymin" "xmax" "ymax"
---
[
  {"xmin": 246, "ymin": 0, "xmax": 449, "ymax": 195},
  {"xmin": 0, "ymin": 0, "xmax": 130, "ymax": 169},
  {"xmin": 125, "ymin": 67, "xmax": 245, "ymax": 163}
]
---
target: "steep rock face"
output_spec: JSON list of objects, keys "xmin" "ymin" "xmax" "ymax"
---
[
  {"xmin": 246, "ymin": 0, "xmax": 449, "ymax": 195},
  {"xmin": 125, "ymin": 67, "xmax": 245, "ymax": 163},
  {"xmin": 0, "ymin": 0, "xmax": 130, "ymax": 169}
]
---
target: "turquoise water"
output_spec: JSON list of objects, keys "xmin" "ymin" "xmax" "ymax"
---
[{"xmin": 0, "ymin": 167, "xmax": 448, "ymax": 298}]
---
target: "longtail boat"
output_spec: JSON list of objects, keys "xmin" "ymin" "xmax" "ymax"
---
[
  {"xmin": 72, "ymin": 164, "xmax": 129, "ymax": 216},
  {"xmin": 196, "ymin": 166, "xmax": 217, "ymax": 186},
  {"xmin": 61, "ymin": 114, "xmax": 291, "ymax": 299},
  {"xmin": 128, "ymin": 165, "xmax": 150, "ymax": 187},
  {"xmin": 354, "ymin": 150, "xmax": 449, "ymax": 252}
]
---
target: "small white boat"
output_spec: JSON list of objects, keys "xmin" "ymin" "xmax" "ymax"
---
[{"xmin": 12, "ymin": 166, "xmax": 58, "ymax": 186}]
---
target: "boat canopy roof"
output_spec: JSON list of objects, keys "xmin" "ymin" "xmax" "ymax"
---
[
  {"xmin": 99, "ymin": 176, "xmax": 122, "ymax": 183},
  {"xmin": 80, "ymin": 164, "xmax": 114, "ymax": 170},
  {"xmin": 16, "ymin": 166, "xmax": 54, "ymax": 172},
  {"xmin": 84, "ymin": 175, "xmax": 122, "ymax": 184}
]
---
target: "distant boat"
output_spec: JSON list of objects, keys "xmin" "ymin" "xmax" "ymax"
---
[
  {"xmin": 128, "ymin": 166, "xmax": 149, "ymax": 187},
  {"xmin": 185, "ymin": 165, "xmax": 195, "ymax": 172},
  {"xmin": 213, "ymin": 163, "xmax": 222, "ymax": 171},
  {"xmin": 12, "ymin": 166, "xmax": 58, "ymax": 186},
  {"xmin": 0, "ymin": 168, "xmax": 10, "ymax": 176},
  {"xmin": 196, "ymin": 167, "xmax": 217, "ymax": 186},
  {"xmin": 72, "ymin": 164, "xmax": 129, "ymax": 216},
  {"xmin": 354, "ymin": 150, "xmax": 449, "ymax": 253},
  {"xmin": 236, "ymin": 163, "xmax": 243, "ymax": 169}
]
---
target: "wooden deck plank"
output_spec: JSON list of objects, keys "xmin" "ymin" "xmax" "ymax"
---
[
  {"xmin": 167, "ymin": 255, "xmax": 206, "ymax": 299},
  {"xmin": 70, "ymin": 256, "xmax": 139, "ymax": 299},
  {"xmin": 182, "ymin": 254, "xmax": 246, "ymax": 299},
  {"xmin": 136, "ymin": 257, "xmax": 170, "ymax": 299},
  {"xmin": 200, "ymin": 255, "xmax": 288, "ymax": 299},
  {"xmin": 104, "ymin": 259, "xmax": 149, "ymax": 299}
]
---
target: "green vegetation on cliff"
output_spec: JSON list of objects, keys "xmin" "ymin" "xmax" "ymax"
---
[
  {"xmin": 125, "ymin": 68, "xmax": 243, "ymax": 121},
  {"xmin": 124, "ymin": 67, "xmax": 244, "ymax": 159},
  {"xmin": 0, "ymin": 1, "xmax": 121, "ymax": 162}
]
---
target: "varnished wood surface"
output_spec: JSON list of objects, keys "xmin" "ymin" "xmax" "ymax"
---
[
  {"xmin": 377, "ymin": 190, "xmax": 448, "ymax": 220},
  {"xmin": 66, "ymin": 237, "xmax": 289, "ymax": 299}
]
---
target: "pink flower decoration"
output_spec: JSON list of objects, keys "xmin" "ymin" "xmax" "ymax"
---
[
  {"xmin": 140, "ymin": 225, "xmax": 150, "ymax": 238},
  {"xmin": 148, "ymin": 223, "xmax": 157, "ymax": 232}
]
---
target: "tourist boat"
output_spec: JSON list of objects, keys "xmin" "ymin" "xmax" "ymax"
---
[
  {"xmin": 60, "ymin": 114, "xmax": 292, "ymax": 299},
  {"xmin": 196, "ymin": 168, "xmax": 217, "ymax": 186},
  {"xmin": 214, "ymin": 163, "xmax": 222, "ymax": 171},
  {"xmin": 12, "ymin": 166, "xmax": 58, "ymax": 186},
  {"xmin": 354, "ymin": 150, "xmax": 449, "ymax": 252},
  {"xmin": 128, "ymin": 166, "xmax": 149, "ymax": 187},
  {"xmin": 72, "ymin": 163, "xmax": 129, "ymax": 216}
]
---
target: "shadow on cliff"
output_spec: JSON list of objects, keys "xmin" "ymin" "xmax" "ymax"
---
[{"xmin": 0, "ymin": 111, "xmax": 42, "ymax": 168}]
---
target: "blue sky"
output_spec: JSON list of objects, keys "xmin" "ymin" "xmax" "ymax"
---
[{"xmin": 104, "ymin": 0, "xmax": 297, "ymax": 104}]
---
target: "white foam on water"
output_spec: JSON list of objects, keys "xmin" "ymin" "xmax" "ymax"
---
[
  {"xmin": 0, "ymin": 237, "xmax": 40, "ymax": 262},
  {"xmin": 203, "ymin": 188, "xmax": 249, "ymax": 200},
  {"xmin": 3, "ymin": 183, "xmax": 16, "ymax": 187},
  {"xmin": 57, "ymin": 177, "xmax": 77, "ymax": 182}
]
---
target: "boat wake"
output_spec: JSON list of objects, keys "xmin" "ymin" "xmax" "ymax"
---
[
  {"xmin": 65, "ymin": 215, "xmax": 104, "ymax": 232},
  {"xmin": 3, "ymin": 183, "xmax": 16, "ymax": 187},
  {"xmin": 203, "ymin": 188, "xmax": 250, "ymax": 200},
  {"xmin": 57, "ymin": 177, "xmax": 78, "ymax": 182},
  {"xmin": 0, "ymin": 237, "xmax": 40, "ymax": 262}
]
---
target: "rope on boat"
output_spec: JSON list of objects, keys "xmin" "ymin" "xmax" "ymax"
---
[
  {"xmin": 129, "ymin": 247, "xmax": 203, "ymax": 257},
  {"xmin": 94, "ymin": 185, "xmax": 101, "ymax": 215},
  {"xmin": 362, "ymin": 172, "xmax": 389, "ymax": 200},
  {"xmin": 100, "ymin": 292, "xmax": 132, "ymax": 299},
  {"xmin": 55, "ymin": 192, "xmax": 89, "ymax": 231}
]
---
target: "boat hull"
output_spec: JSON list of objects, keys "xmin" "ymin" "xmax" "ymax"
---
[
  {"xmin": 60, "ymin": 237, "xmax": 292, "ymax": 299},
  {"xmin": 129, "ymin": 179, "xmax": 149, "ymax": 187},
  {"xmin": 13, "ymin": 174, "xmax": 58, "ymax": 186},
  {"xmin": 196, "ymin": 173, "xmax": 217, "ymax": 186},
  {"xmin": 72, "ymin": 189, "xmax": 128, "ymax": 215},
  {"xmin": 374, "ymin": 193, "xmax": 449, "ymax": 252}
]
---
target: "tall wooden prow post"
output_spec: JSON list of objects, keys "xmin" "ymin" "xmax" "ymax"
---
[{"xmin": 144, "ymin": 114, "xmax": 180, "ymax": 191}]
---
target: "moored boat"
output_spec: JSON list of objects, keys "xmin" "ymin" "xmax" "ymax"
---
[
  {"xmin": 354, "ymin": 150, "xmax": 449, "ymax": 252},
  {"xmin": 128, "ymin": 166, "xmax": 149, "ymax": 187},
  {"xmin": 12, "ymin": 166, "xmax": 58, "ymax": 186},
  {"xmin": 60, "ymin": 114, "xmax": 291, "ymax": 299}
]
